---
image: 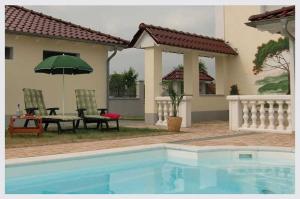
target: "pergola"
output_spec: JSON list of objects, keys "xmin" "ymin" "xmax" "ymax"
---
[{"xmin": 129, "ymin": 23, "xmax": 237, "ymax": 125}]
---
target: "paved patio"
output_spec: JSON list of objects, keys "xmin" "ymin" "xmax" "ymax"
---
[{"xmin": 5, "ymin": 121, "xmax": 294, "ymax": 159}]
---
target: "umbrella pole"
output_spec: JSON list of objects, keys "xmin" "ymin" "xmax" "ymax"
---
[{"xmin": 62, "ymin": 68, "xmax": 65, "ymax": 117}]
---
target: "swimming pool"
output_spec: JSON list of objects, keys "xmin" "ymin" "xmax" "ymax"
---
[{"xmin": 6, "ymin": 144, "xmax": 294, "ymax": 194}]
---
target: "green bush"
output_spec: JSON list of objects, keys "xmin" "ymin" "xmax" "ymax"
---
[{"xmin": 230, "ymin": 84, "xmax": 239, "ymax": 95}]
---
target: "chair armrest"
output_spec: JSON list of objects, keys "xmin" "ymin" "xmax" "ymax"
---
[
  {"xmin": 76, "ymin": 108, "xmax": 86, "ymax": 117},
  {"xmin": 98, "ymin": 108, "xmax": 108, "ymax": 115},
  {"xmin": 25, "ymin": 107, "xmax": 38, "ymax": 115},
  {"xmin": 46, "ymin": 107, "xmax": 59, "ymax": 111},
  {"xmin": 47, "ymin": 107, "xmax": 59, "ymax": 115}
]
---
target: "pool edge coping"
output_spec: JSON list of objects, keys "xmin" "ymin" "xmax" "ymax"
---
[{"xmin": 6, "ymin": 144, "xmax": 294, "ymax": 166}]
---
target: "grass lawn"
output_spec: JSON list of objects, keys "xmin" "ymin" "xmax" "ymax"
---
[
  {"xmin": 120, "ymin": 116, "xmax": 144, "ymax": 121},
  {"xmin": 5, "ymin": 127, "xmax": 183, "ymax": 148}
]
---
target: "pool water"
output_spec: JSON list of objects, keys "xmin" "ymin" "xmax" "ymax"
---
[{"xmin": 5, "ymin": 146, "xmax": 294, "ymax": 194}]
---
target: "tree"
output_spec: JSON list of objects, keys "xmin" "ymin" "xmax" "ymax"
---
[
  {"xmin": 198, "ymin": 61, "xmax": 207, "ymax": 73},
  {"xmin": 253, "ymin": 37, "xmax": 290, "ymax": 94},
  {"xmin": 123, "ymin": 67, "xmax": 138, "ymax": 97},
  {"xmin": 175, "ymin": 64, "xmax": 183, "ymax": 70},
  {"xmin": 175, "ymin": 61, "xmax": 207, "ymax": 73},
  {"xmin": 109, "ymin": 67, "xmax": 138, "ymax": 97},
  {"xmin": 109, "ymin": 73, "xmax": 125, "ymax": 97},
  {"xmin": 123, "ymin": 67, "xmax": 138, "ymax": 89}
]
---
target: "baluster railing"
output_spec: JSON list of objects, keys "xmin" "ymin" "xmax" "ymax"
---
[
  {"xmin": 286, "ymin": 101, "xmax": 292, "ymax": 131},
  {"xmin": 241, "ymin": 100, "xmax": 249, "ymax": 128},
  {"xmin": 227, "ymin": 95, "xmax": 293, "ymax": 133},
  {"xmin": 250, "ymin": 101, "xmax": 257, "ymax": 128},
  {"xmin": 168, "ymin": 101, "xmax": 173, "ymax": 117},
  {"xmin": 163, "ymin": 101, "xmax": 168, "ymax": 125},
  {"xmin": 276, "ymin": 100, "xmax": 284, "ymax": 130},
  {"xmin": 155, "ymin": 96, "xmax": 192, "ymax": 127},
  {"xmin": 259, "ymin": 100, "xmax": 266, "ymax": 129},
  {"xmin": 268, "ymin": 100, "xmax": 275, "ymax": 130},
  {"xmin": 156, "ymin": 101, "xmax": 163, "ymax": 125}
]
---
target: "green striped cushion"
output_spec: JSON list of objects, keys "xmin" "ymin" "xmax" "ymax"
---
[
  {"xmin": 23, "ymin": 88, "xmax": 48, "ymax": 116},
  {"xmin": 75, "ymin": 89, "xmax": 98, "ymax": 115}
]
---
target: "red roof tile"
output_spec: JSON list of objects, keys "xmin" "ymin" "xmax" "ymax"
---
[
  {"xmin": 129, "ymin": 23, "xmax": 237, "ymax": 55},
  {"xmin": 5, "ymin": 5, "xmax": 129, "ymax": 47},
  {"xmin": 162, "ymin": 68, "xmax": 214, "ymax": 81},
  {"xmin": 248, "ymin": 6, "xmax": 295, "ymax": 22}
]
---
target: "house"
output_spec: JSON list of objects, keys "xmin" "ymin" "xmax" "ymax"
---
[
  {"xmin": 5, "ymin": 5, "xmax": 294, "ymax": 132},
  {"xmin": 5, "ymin": 5, "xmax": 129, "ymax": 121},
  {"xmin": 162, "ymin": 67, "xmax": 215, "ymax": 95},
  {"xmin": 226, "ymin": 5, "xmax": 295, "ymax": 133}
]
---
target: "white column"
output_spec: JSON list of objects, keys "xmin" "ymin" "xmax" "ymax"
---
[
  {"xmin": 227, "ymin": 95, "xmax": 242, "ymax": 131},
  {"xmin": 215, "ymin": 56, "xmax": 227, "ymax": 95},
  {"xmin": 183, "ymin": 52, "xmax": 199, "ymax": 97},
  {"xmin": 178, "ymin": 96, "xmax": 192, "ymax": 127},
  {"xmin": 144, "ymin": 47, "xmax": 162, "ymax": 124},
  {"xmin": 289, "ymin": 38, "xmax": 295, "ymax": 132}
]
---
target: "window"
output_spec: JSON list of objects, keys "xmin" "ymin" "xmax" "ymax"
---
[
  {"xmin": 43, "ymin": 50, "xmax": 79, "ymax": 60},
  {"xmin": 5, "ymin": 47, "xmax": 13, "ymax": 60}
]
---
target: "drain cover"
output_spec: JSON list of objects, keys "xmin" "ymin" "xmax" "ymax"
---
[{"xmin": 261, "ymin": 189, "xmax": 274, "ymax": 194}]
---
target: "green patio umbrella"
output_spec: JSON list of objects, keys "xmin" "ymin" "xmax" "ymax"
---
[{"xmin": 35, "ymin": 54, "xmax": 93, "ymax": 116}]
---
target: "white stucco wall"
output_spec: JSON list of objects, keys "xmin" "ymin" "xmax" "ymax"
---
[
  {"xmin": 223, "ymin": 6, "xmax": 281, "ymax": 95},
  {"xmin": 5, "ymin": 33, "xmax": 108, "ymax": 115}
]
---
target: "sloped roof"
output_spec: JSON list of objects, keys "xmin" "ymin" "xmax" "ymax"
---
[
  {"xmin": 248, "ymin": 5, "xmax": 295, "ymax": 22},
  {"xmin": 162, "ymin": 68, "xmax": 214, "ymax": 81},
  {"xmin": 5, "ymin": 5, "xmax": 129, "ymax": 47},
  {"xmin": 129, "ymin": 23, "xmax": 237, "ymax": 55}
]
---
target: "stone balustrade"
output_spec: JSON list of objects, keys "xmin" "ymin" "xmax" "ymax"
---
[
  {"xmin": 227, "ymin": 95, "xmax": 293, "ymax": 134},
  {"xmin": 155, "ymin": 96, "xmax": 192, "ymax": 127}
]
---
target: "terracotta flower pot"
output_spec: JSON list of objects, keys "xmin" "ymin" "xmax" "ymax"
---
[{"xmin": 167, "ymin": 116, "xmax": 182, "ymax": 132}]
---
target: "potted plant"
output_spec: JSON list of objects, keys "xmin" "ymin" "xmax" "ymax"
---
[
  {"xmin": 167, "ymin": 82, "xmax": 184, "ymax": 132},
  {"xmin": 230, "ymin": 84, "xmax": 240, "ymax": 95}
]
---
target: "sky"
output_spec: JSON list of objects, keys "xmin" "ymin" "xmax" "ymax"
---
[{"xmin": 25, "ymin": 6, "xmax": 217, "ymax": 80}]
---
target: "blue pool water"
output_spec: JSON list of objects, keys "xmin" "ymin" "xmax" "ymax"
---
[{"xmin": 6, "ymin": 147, "xmax": 294, "ymax": 194}]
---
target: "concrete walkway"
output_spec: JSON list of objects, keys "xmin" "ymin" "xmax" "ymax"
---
[{"xmin": 6, "ymin": 121, "xmax": 294, "ymax": 159}]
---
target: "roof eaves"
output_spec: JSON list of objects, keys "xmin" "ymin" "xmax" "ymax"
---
[
  {"xmin": 6, "ymin": 5, "xmax": 129, "ymax": 47},
  {"xmin": 6, "ymin": 30, "xmax": 129, "ymax": 49},
  {"xmin": 130, "ymin": 23, "xmax": 238, "ymax": 55},
  {"xmin": 143, "ymin": 28, "xmax": 161, "ymax": 45},
  {"xmin": 248, "ymin": 5, "xmax": 295, "ymax": 22},
  {"xmin": 245, "ymin": 15, "xmax": 295, "ymax": 28}
]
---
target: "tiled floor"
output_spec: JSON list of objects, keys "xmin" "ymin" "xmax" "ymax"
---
[{"xmin": 5, "ymin": 121, "xmax": 295, "ymax": 159}]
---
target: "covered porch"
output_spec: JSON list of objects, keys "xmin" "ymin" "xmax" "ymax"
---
[{"xmin": 129, "ymin": 23, "xmax": 237, "ymax": 127}]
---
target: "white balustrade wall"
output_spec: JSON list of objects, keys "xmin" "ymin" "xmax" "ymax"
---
[
  {"xmin": 227, "ymin": 95, "xmax": 293, "ymax": 134},
  {"xmin": 155, "ymin": 96, "xmax": 192, "ymax": 127}
]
